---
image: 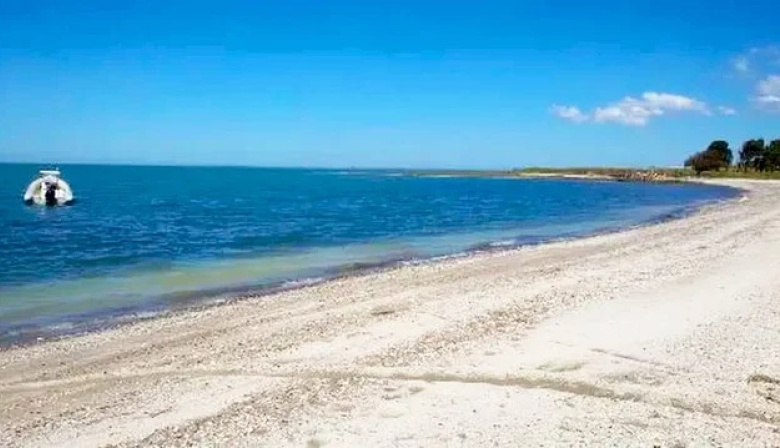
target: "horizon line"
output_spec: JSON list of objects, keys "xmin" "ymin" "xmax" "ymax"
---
[{"xmin": 0, "ymin": 160, "xmax": 682, "ymax": 171}]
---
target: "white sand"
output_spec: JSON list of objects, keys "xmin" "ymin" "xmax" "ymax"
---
[{"xmin": 2, "ymin": 179, "xmax": 780, "ymax": 447}]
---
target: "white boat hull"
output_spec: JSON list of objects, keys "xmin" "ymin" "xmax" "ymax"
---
[{"xmin": 23, "ymin": 173, "xmax": 75, "ymax": 206}]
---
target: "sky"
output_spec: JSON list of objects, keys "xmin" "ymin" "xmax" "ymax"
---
[{"xmin": 1, "ymin": 0, "xmax": 779, "ymax": 169}]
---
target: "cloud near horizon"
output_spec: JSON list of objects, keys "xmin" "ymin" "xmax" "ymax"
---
[
  {"xmin": 551, "ymin": 92, "xmax": 733, "ymax": 126},
  {"xmin": 754, "ymin": 74, "xmax": 780, "ymax": 111},
  {"xmin": 549, "ymin": 105, "xmax": 589, "ymax": 123}
]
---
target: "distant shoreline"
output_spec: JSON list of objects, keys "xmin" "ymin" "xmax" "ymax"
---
[
  {"xmin": 403, "ymin": 167, "xmax": 685, "ymax": 183},
  {"xmin": 404, "ymin": 166, "xmax": 780, "ymax": 182}
]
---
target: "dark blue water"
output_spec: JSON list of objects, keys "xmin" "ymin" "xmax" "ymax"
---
[{"xmin": 0, "ymin": 164, "xmax": 737, "ymax": 343}]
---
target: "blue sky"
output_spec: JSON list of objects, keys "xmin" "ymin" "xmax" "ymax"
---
[{"xmin": 1, "ymin": 1, "xmax": 779, "ymax": 169}]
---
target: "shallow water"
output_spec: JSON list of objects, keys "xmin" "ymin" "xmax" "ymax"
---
[{"xmin": 0, "ymin": 164, "xmax": 737, "ymax": 343}]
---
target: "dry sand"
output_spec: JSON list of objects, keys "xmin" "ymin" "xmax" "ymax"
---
[{"xmin": 2, "ymin": 179, "xmax": 780, "ymax": 447}]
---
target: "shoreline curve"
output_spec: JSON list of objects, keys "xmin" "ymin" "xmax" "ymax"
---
[{"xmin": 3, "ymin": 178, "xmax": 777, "ymax": 447}]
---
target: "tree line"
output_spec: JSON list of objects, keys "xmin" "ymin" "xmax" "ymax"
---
[{"xmin": 684, "ymin": 139, "xmax": 780, "ymax": 174}]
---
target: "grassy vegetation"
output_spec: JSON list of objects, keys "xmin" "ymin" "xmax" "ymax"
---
[
  {"xmin": 515, "ymin": 167, "xmax": 687, "ymax": 177},
  {"xmin": 518, "ymin": 166, "xmax": 780, "ymax": 179},
  {"xmin": 687, "ymin": 169, "xmax": 780, "ymax": 179}
]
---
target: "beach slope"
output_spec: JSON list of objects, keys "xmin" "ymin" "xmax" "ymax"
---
[{"xmin": 2, "ymin": 179, "xmax": 780, "ymax": 447}]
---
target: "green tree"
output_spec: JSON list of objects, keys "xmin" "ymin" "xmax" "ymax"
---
[
  {"xmin": 765, "ymin": 139, "xmax": 780, "ymax": 171},
  {"xmin": 683, "ymin": 140, "xmax": 732, "ymax": 174},
  {"xmin": 738, "ymin": 139, "xmax": 766, "ymax": 171},
  {"xmin": 684, "ymin": 151, "xmax": 723, "ymax": 174},
  {"xmin": 706, "ymin": 140, "xmax": 733, "ymax": 167}
]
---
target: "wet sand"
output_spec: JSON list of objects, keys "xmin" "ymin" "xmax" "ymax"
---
[{"xmin": 2, "ymin": 179, "xmax": 780, "ymax": 447}]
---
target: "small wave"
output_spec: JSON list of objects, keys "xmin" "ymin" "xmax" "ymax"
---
[
  {"xmin": 281, "ymin": 277, "xmax": 326, "ymax": 288},
  {"xmin": 114, "ymin": 310, "xmax": 165, "ymax": 322},
  {"xmin": 327, "ymin": 170, "xmax": 373, "ymax": 176},
  {"xmin": 489, "ymin": 239, "xmax": 517, "ymax": 247},
  {"xmin": 41, "ymin": 321, "xmax": 77, "ymax": 332},
  {"xmin": 399, "ymin": 251, "xmax": 470, "ymax": 266}
]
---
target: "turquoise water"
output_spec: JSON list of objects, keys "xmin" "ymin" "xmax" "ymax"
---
[{"xmin": 0, "ymin": 164, "xmax": 737, "ymax": 343}]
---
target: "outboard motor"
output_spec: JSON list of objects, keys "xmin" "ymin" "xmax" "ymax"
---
[{"xmin": 44, "ymin": 183, "xmax": 58, "ymax": 206}]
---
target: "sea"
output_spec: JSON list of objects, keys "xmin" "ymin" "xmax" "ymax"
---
[{"xmin": 0, "ymin": 164, "xmax": 738, "ymax": 345}]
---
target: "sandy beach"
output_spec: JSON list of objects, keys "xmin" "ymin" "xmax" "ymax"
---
[{"xmin": 2, "ymin": 179, "xmax": 780, "ymax": 447}]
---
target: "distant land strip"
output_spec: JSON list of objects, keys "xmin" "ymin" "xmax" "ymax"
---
[{"xmin": 403, "ymin": 167, "xmax": 780, "ymax": 183}]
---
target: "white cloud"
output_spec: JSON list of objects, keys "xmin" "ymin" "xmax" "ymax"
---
[
  {"xmin": 758, "ymin": 95, "xmax": 780, "ymax": 104},
  {"xmin": 757, "ymin": 74, "xmax": 780, "ymax": 96},
  {"xmin": 641, "ymin": 92, "xmax": 710, "ymax": 113},
  {"xmin": 717, "ymin": 105, "xmax": 737, "ymax": 115},
  {"xmin": 754, "ymin": 75, "xmax": 780, "ymax": 111},
  {"xmin": 593, "ymin": 99, "xmax": 660, "ymax": 126},
  {"xmin": 731, "ymin": 44, "xmax": 780, "ymax": 112},
  {"xmin": 550, "ymin": 105, "xmax": 588, "ymax": 123},
  {"xmin": 552, "ymin": 92, "xmax": 713, "ymax": 126},
  {"xmin": 757, "ymin": 75, "xmax": 780, "ymax": 94}
]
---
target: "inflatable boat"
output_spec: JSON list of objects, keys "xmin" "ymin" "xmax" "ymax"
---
[{"xmin": 23, "ymin": 170, "xmax": 75, "ymax": 206}]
